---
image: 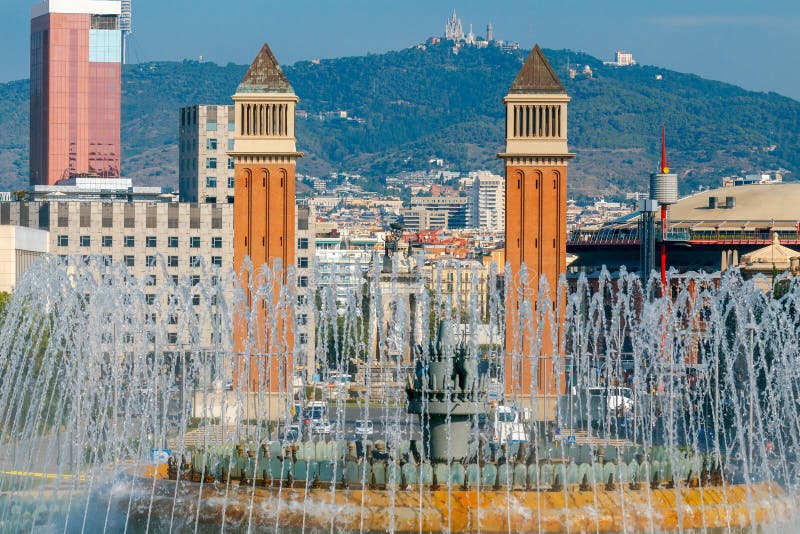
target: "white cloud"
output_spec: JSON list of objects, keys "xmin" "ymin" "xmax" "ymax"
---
[{"xmin": 647, "ymin": 15, "xmax": 792, "ymax": 28}]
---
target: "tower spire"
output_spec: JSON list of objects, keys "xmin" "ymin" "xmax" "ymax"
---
[
  {"xmin": 660, "ymin": 125, "xmax": 670, "ymax": 174},
  {"xmin": 509, "ymin": 44, "xmax": 565, "ymax": 93}
]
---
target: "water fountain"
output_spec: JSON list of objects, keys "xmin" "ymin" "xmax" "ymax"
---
[{"xmin": 0, "ymin": 256, "xmax": 797, "ymax": 532}]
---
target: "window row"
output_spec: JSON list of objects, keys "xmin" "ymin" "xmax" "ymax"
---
[
  {"xmin": 101, "ymin": 330, "xmax": 225, "ymax": 345},
  {"xmin": 56, "ymin": 205, "xmax": 225, "ymax": 230},
  {"xmin": 54, "ymin": 254, "xmax": 223, "ymax": 268},
  {"xmin": 511, "ymin": 104, "xmax": 562, "ymax": 139},
  {"xmin": 241, "ymin": 103, "xmax": 290, "ymax": 137},
  {"xmin": 206, "ymin": 157, "xmax": 235, "ymax": 170},
  {"xmin": 205, "ymin": 121, "xmax": 236, "ymax": 132},
  {"xmin": 58, "ymin": 236, "xmax": 224, "ymax": 248},
  {"xmin": 205, "ymin": 176, "xmax": 236, "ymax": 188},
  {"xmin": 206, "ymin": 138, "xmax": 236, "ymax": 151}
]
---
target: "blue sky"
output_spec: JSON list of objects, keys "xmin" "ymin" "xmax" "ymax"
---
[{"xmin": 2, "ymin": 1, "xmax": 799, "ymax": 100}]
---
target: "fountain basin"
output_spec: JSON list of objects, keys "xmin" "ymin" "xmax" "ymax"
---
[{"xmin": 124, "ymin": 467, "xmax": 791, "ymax": 532}]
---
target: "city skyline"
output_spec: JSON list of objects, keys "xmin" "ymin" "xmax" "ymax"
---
[{"xmin": 0, "ymin": 1, "xmax": 798, "ymax": 100}]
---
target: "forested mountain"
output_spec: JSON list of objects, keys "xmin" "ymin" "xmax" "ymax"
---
[{"xmin": 1, "ymin": 44, "xmax": 798, "ymax": 200}]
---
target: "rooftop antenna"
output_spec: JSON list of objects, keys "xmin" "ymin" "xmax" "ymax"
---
[
  {"xmin": 659, "ymin": 125, "xmax": 670, "ymax": 292},
  {"xmin": 120, "ymin": 0, "xmax": 132, "ymax": 64}
]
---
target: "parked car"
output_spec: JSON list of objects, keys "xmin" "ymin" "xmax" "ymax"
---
[
  {"xmin": 353, "ymin": 420, "xmax": 374, "ymax": 438},
  {"xmin": 279, "ymin": 424, "xmax": 303, "ymax": 444},
  {"xmin": 303, "ymin": 401, "xmax": 328, "ymax": 428},
  {"xmin": 310, "ymin": 419, "xmax": 333, "ymax": 435},
  {"xmin": 493, "ymin": 405, "xmax": 527, "ymax": 445}
]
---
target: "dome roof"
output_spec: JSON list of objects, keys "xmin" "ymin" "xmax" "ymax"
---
[{"xmin": 668, "ymin": 184, "xmax": 800, "ymax": 230}]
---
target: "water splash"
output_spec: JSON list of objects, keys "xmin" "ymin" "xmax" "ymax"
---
[{"xmin": 0, "ymin": 256, "xmax": 798, "ymax": 532}]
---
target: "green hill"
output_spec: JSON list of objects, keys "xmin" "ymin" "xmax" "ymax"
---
[{"xmin": 1, "ymin": 44, "xmax": 798, "ymax": 200}]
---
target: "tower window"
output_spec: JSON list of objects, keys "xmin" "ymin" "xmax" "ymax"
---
[
  {"xmin": 512, "ymin": 106, "xmax": 518, "ymax": 137},
  {"xmin": 91, "ymin": 15, "xmax": 118, "ymax": 30},
  {"xmin": 538, "ymin": 107, "xmax": 543, "ymax": 137},
  {"xmin": 525, "ymin": 106, "xmax": 531, "ymax": 137},
  {"xmin": 557, "ymin": 106, "xmax": 562, "ymax": 137}
]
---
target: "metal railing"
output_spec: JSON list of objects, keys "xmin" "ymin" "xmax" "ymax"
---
[{"xmin": 569, "ymin": 229, "xmax": 800, "ymax": 246}]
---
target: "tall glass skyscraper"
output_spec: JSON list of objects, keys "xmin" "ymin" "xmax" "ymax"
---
[{"xmin": 30, "ymin": 0, "xmax": 122, "ymax": 186}]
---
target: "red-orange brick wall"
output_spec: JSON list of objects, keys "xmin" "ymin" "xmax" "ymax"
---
[
  {"xmin": 504, "ymin": 164, "xmax": 567, "ymax": 397},
  {"xmin": 233, "ymin": 162, "xmax": 296, "ymax": 392}
]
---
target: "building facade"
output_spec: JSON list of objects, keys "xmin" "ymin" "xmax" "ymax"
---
[
  {"xmin": 0, "ymin": 199, "xmax": 233, "ymax": 351},
  {"xmin": 30, "ymin": 0, "xmax": 123, "ymax": 185},
  {"xmin": 445, "ymin": 9, "xmax": 464, "ymax": 41},
  {"xmin": 0, "ymin": 225, "xmax": 50, "ymax": 293},
  {"xmin": 295, "ymin": 203, "xmax": 317, "ymax": 379},
  {"xmin": 316, "ymin": 248, "xmax": 373, "ymax": 307},
  {"xmin": 500, "ymin": 45, "xmax": 573, "ymax": 405},
  {"xmin": 179, "ymin": 105, "xmax": 236, "ymax": 204},
  {"xmin": 402, "ymin": 206, "xmax": 448, "ymax": 231},
  {"xmin": 469, "ymin": 170, "xmax": 505, "ymax": 232},
  {"xmin": 409, "ymin": 196, "xmax": 468, "ymax": 229}
]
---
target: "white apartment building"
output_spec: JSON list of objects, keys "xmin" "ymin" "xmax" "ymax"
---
[
  {"xmin": 604, "ymin": 51, "xmax": 636, "ymax": 67},
  {"xmin": 469, "ymin": 170, "xmax": 505, "ymax": 232},
  {"xmin": 179, "ymin": 105, "xmax": 236, "ymax": 204},
  {"xmin": 316, "ymin": 248, "xmax": 373, "ymax": 307},
  {"xmin": 615, "ymin": 51, "xmax": 635, "ymax": 66},
  {"xmin": 295, "ymin": 203, "xmax": 317, "ymax": 379},
  {"xmin": 0, "ymin": 225, "xmax": 49, "ymax": 293}
]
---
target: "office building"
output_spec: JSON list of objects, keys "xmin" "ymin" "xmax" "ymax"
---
[
  {"xmin": 409, "ymin": 196, "xmax": 468, "ymax": 229},
  {"xmin": 30, "ymin": 0, "xmax": 123, "ymax": 185},
  {"xmin": 402, "ymin": 206, "xmax": 448, "ymax": 231},
  {"xmin": 179, "ymin": 105, "xmax": 236, "ymax": 204}
]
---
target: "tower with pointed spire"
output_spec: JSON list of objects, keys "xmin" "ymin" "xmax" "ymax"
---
[
  {"xmin": 445, "ymin": 9, "xmax": 464, "ymax": 41},
  {"xmin": 499, "ymin": 45, "xmax": 574, "ymax": 411},
  {"xmin": 230, "ymin": 43, "xmax": 302, "ymax": 394}
]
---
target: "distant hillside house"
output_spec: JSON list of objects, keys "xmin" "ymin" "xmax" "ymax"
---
[{"xmin": 604, "ymin": 50, "xmax": 636, "ymax": 67}]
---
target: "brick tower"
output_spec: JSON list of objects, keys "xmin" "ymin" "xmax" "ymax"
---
[
  {"xmin": 231, "ymin": 44, "xmax": 301, "ymax": 395},
  {"xmin": 499, "ymin": 45, "xmax": 573, "ymax": 412}
]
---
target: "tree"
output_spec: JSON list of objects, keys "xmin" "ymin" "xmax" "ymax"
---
[{"xmin": 0, "ymin": 291, "xmax": 10, "ymax": 319}]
